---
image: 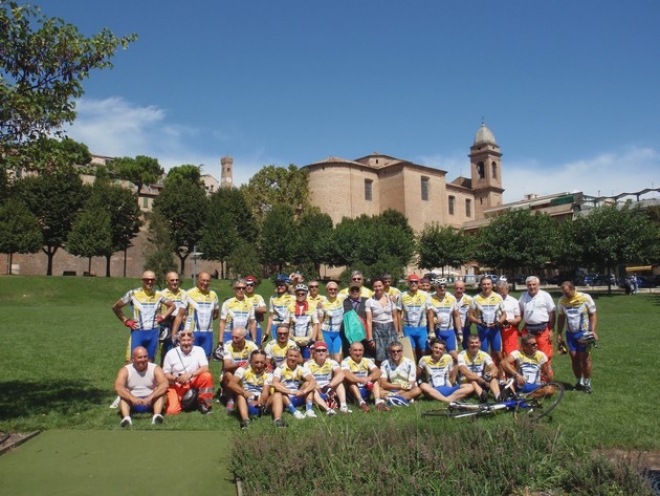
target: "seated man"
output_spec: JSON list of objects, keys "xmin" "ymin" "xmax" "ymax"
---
[
  {"xmin": 303, "ymin": 341, "xmax": 352, "ymax": 415},
  {"xmin": 162, "ymin": 331, "xmax": 215, "ymax": 415},
  {"xmin": 417, "ymin": 339, "xmax": 474, "ymax": 404},
  {"xmin": 221, "ymin": 327, "xmax": 259, "ymax": 412},
  {"xmin": 271, "ymin": 347, "xmax": 317, "ymax": 420},
  {"xmin": 457, "ymin": 334, "xmax": 501, "ymax": 403},
  {"xmin": 114, "ymin": 346, "xmax": 168, "ymax": 427},
  {"xmin": 263, "ymin": 324, "xmax": 300, "ymax": 370},
  {"xmin": 227, "ymin": 349, "xmax": 274, "ymax": 429},
  {"xmin": 341, "ymin": 342, "xmax": 390, "ymax": 412},
  {"xmin": 378, "ymin": 341, "xmax": 422, "ymax": 406},
  {"xmin": 500, "ymin": 334, "xmax": 556, "ymax": 397}
]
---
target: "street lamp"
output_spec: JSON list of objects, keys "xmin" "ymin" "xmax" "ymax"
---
[{"xmin": 191, "ymin": 245, "xmax": 203, "ymax": 280}]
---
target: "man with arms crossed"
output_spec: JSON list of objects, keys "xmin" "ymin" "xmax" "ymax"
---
[
  {"xmin": 114, "ymin": 346, "xmax": 168, "ymax": 427},
  {"xmin": 556, "ymin": 281, "xmax": 598, "ymax": 393}
]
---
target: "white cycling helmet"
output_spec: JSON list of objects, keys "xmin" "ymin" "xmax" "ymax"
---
[
  {"xmin": 432, "ymin": 277, "xmax": 448, "ymax": 286},
  {"xmin": 294, "ymin": 283, "xmax": 309, "ymax": 294}
]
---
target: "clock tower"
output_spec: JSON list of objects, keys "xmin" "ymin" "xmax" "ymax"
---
[{"xmin": 221, "ymin": 156, "xmax": 233, "ymax": 189}]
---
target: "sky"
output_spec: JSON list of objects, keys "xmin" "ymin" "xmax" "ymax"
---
[{"xmin": 34, "ymin": 0, "xmax": 660, "ymax": 203}]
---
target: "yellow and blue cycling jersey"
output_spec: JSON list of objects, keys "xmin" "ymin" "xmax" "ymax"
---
[
  {"xmin": 558, "ymin": 292, "xmax": 596, "ymax": 334},
  {"xmin": 455, "ymin": 294, "xmax": 473, "ymax": 329},
  {"xmin": 220, "ymin": 297, "xmax": 255, "ymax": 330},
  {"xmin": 268, "ymin": 293, "xmax": 295, "ymax": 324},
  {"xmin": 307, "ymin": 294, "xmax": 327, "ymax": 310},
  {"xmin": 182, "ymin": 287, "xmax": 219, "ymax": 332},
  {"xmin": 428, "ymin": 293, "xmax": 459, "ymax": 331},
  {"xmin": 234, "ymin": 367, "xmax": 272, "ymax": 394},
  {"xmin": 273, "ymin": 362, "xmax": 308, "ymax": 390},
  {"xmin": 119, "ymin": 287, "xmax": 171, "ymax": 330},
  {"xmin": 319, "ymin": 298, "xmax": 344, "ymax": 333},
  {"xmin": 418, "ymin": 354, "xmax": 454, "ymax": 388},
  {"xmin": 508, "ymin": 350, "xmax": 547, "ymax": 385},
  {"xmin": 380, "ymin": 357, "xmax": 416, "ymax": 389},
  {"xmin": 469, "ymin": 293, "xmax": 504, "ymax": 325},
  {"xmin": 399, "ymin": 291, "xmax": 431, "ymax": 327},
  {"xmin": 222, "ymin": 340, "xmax": 259, "ymax": 365},
  {"xmin": 263, "ymin": 339, "xmax": 298, "ymax": 367},
  {"xmin": 286, "ymin": 302, "xmax": 319, "ymax": 344},
  {"xmin": 457, "ymin": 349, "xmax": 493, "ymax": 378},
  {"xmin": 339, "ymin": 286, "xmax": 373, "ymax": 298},
  {"xmin": 303, "ymin": 359, "xmax": 340, "ymax": 387},
  {"xmin": 341, "ymin": 357, "xmax": 377, "ymax": 379}
]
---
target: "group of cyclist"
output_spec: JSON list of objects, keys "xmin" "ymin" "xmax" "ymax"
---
[{"xmin": 111, "ymin": 269, "xmax": 598, "ymax": 427}]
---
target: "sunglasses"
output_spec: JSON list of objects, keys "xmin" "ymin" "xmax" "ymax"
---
[
  {"xmin": 246, "ymin": 282, "xmax": 255, "ymax": 287},
  {"xmin": 235, "ymin": 287, "xmax": 246, "ymax": 291},
  {"xmin": 309, "ymin": 285, "xmax": 319, "ymax": 289},
  {"xmin": 142, "ymin": 278, "xmax": 156, "ymax": 282},
  {"xmin": 352, "ymin": 277, "xmax": 362, "ymax": 281},
  {"xmin": 315, "ymin": 349, "xmax": 328, "ymax": 353},
  {"xmin": 390, "ymin": 349, "xmax": 403, "ymax": 354}
]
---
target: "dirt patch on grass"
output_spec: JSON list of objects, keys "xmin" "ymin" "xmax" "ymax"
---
[
  {"xmin": 599, "ymin": 448, "xmax": 660, "ymax": 470},
  {"xmin": 0, "ymin": 431, "xmax": 41, "ymax": 455}
]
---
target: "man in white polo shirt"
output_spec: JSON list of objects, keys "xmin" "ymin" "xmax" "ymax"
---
[{"xmin": 518, "ymin": 276, "xmax": 556, "ymax": 381}]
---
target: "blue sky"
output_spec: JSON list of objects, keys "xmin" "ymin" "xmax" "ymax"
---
[{"xmin": 36, "ymin": 0, "xmax": 660, "ymax": 202}]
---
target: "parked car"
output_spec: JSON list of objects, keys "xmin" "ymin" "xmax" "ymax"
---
[
  {"xmin": 619, "ymin": 276, "xmax": 655, "ymax": 289},
  {"xmin": 592, "ymin": 274, "xmax": 617, "ymax": 286},
  {"xmin": 582, "ymin": 274, "xmax": 598, "ymax": 286},
  {"xmin": 652, "ymin": 275, "xmax": 660, "ymax": 287}
]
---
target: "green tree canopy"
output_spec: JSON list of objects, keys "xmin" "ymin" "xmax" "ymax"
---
[
  {"xmin": 66, "ymin": 205, "xmax": 112, "ymax": 275},
  {"xmin": 0, "ymin": 197, "xmax": 42, "ymax": 274},
  {"xmin": 291, "ymin": 209, "xmax": 334, "ymax": 276},
  {"xmin": 111, "ymin": 155, "xmax": 163, "ymax": 196},
  {"xmin": 0, "ymin": 1, "xmax": 135, "ymax": 155},
  {"xmin": 239, "ymin": 164, "xmax": 310, "ymax": 222},
  {"xmin": 417, "ymin": 224, "xmax": 472, "ymax": 273},
  {"xmin": 260, "ymin": 204, "xmax": 296, "ymax": 272},
  {"xmin": 19, "ymin": 170, "xmax": 87, "ymax": 275}
]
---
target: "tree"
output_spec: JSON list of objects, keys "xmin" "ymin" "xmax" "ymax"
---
[
  {"xmin": 19, "ymin": 170, "xmax": 87, "ymax": 275},
  {"xmin": 260, "ymin": 204, "xmax": 296, "ymax": 272},
  {"xmin": 66, "ymin": 205, "xmax": 112, "ymax": 275},
  {"xmin": 572, "ymin": 204, "xmax": 659, "ymax": 282},
  {"xmin": 199, "ymin": 188, "xmax": 259, "ymax": 278},
  {"xmin": 163, "ymin": 164, "xmax": 203, "ymax": 188},
  {"xmin": 144, "ymin": 210, "xmax": 177, "ymax": 286},
  {"xmin": 0, "ymin": 1, "xmax": 135, "ymax": 159},
  {"xmin": 84, "ymin": 179, "xmax": 142, "ymax": 276},
  {"xmin": 0, "ymin": 197, "xmax": 42, "ymax": 274},
  {"xmin": 239, "ymin": 164, "xmax": 310, "ymax": 222},
  {"xmin": 111, "ymin": 155, "xmax": 163, "ymax": 197},
  {"xmin": 226, "ymin": 239, "xmax": 262, "ymax": 280},
  {"xmin": 417, "ymin": 224, "xmax": 472, "ymax": 274},
  {"xmin": 152, "ymin": 167, "xmax": 209, "ymax": 275},
  {"xmin": 472, "ymin": 209, "xmax": 558, "ymax": 289},
  {"xmin": 291, "ymin": 209, "xmax": 333, "ymax": 277}
]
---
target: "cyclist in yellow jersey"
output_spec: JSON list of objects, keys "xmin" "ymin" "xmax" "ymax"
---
[
  {"xmin": 501, "ymin": 334, "xmax": 556, "ymax": 397},
  {"xmin": 272, "ymin": 347, "xmax": 317, "ymax": 419},
  {"xmin": 286, "ymin": 284, "xmax": 320, "ymax": 359},
  {"xmin": 266, "ymin": 276, "xmax": 295, "ymax": 342},
  {"xmin": 341, "ymin": 342, "xmax": 389, "ymax": 412},
  {"xmin": 263, "ymin": 324, "xmax": 301, "ymax": 369},
  {"xmin": 221, "ymin": 327, "xmax": 259, "ymax": 412},
  {"xmin": 159, "ymin": 271, "xmax": 187, "ymax": 365},
  {"xmin": 398, "ymin": 274, "xmax": 432, "ymax": 360},
  {"xmin": 556, "ymin": 281, "xmax": 598, "ymax": 393},
  {"xmin": 317, "ymin": 281, "xmax": 345, "ymax": 362},
  {"xmin": 457, "ymin": 334, "xmax": 502, "ymax": 403},
  {"xmin": 427, "ymin": 278, "xmax": 462, "ymax": 363},
  {"xmin": 307, "ymin": 280, "xmax": 327, "ymax": 309},
  {"xmin": 303, "ymin": 341, "xmax": 352, "ymax": 414},
  {"xmin": 338, "ymin": 270, "xmax": 373, "ymax": 298},
  {"xmin": 173, "ymin": 272, "xmax": 219, "ymax": 358},
  {"xmin": 468, "ymin": 277, "xmax": 505, "ymax": 370},
  {"xmin": 418, "ymin": 339, "xmax": 474, "ymax": 403},
  {"xmin": 378, "ymin": 341, "xmax": 422, "ymax": 406},
  {"xmin": 244, "ymin": 275, "xmax": 267, "ymax": 345},
  {"xmin": 112, "ymin": 270, "xmax": 175, "ymax": 362},
  {"xmin": 219, "ymin": 279, "xmax": 257, "ymax": 343},
  {"xmin": 227, "ymin": 349, "xmax": 274, "ymax": 429}
]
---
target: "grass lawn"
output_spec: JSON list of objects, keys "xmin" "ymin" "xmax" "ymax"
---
[{"xmin": 1, "ymin": 276, "xmax": 659, "ymax": 493}]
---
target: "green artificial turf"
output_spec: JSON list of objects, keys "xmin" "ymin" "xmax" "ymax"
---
[{"xmin": 0, "ymin": 430, "xmax": 235, "ymax": 496}]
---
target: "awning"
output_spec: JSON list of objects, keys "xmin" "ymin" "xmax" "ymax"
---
[{"xmin": 626, "ymin": 265, "xmax": 653, "ymax": 272}]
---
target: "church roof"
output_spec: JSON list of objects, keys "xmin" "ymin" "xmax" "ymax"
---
[{"xmin": 474, "ymin": 122, "xmax": 497, "ymax": 146}]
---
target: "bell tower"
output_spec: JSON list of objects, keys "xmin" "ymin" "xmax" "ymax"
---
[
  {"xmin": 221, "ymin": 156, "xmax": 233, "ymax": 189},
  {"xmin": 470, "ymin": 122, "xmax": 504, "ymax": 219}
]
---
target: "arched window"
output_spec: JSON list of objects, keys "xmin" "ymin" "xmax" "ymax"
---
[
  {"xmin": 477, "ymin": 162, "xmax": 485, "ymax": 179},
  {"xmin": 492, "ymin": 161, "xmax": 497, "ymax": 179}
]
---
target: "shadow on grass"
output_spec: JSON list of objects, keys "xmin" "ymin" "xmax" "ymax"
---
[{"xmin": 0, "ymin": 379, "xmax": 107, "ymax": 421}]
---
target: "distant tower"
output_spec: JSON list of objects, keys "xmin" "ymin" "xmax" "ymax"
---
[
  {"xmin": 221, "ymin": 156, "xmax": 233, "ymax": 189},
  {"xmin": 470, "ymin": 122, "xmax": 504, "ymax": 219}
]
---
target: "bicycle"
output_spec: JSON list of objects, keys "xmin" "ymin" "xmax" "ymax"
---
[{"xmin": 422, "ymin": 381, "xmax": 565, "ymax": 421}]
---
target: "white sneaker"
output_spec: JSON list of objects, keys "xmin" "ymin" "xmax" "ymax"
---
[
  {"xmin": 339, "ymin": 406, "xmax": 353, "ymax": 414},
  {"xmin": 120, "ymin": 416, "xmax": 132, "ymax": 427},
  {"xmin": 110, "ymin": 396, "xmax": 121, "ymax": 409},
  {"xmin": 151, "ymin": 414, "xmax": 164, "ymax": 425},
  {"xmin": 293, "ymin": 410, "xmax": 305, "ymax": 420},
  {"xmin": 305, "ymin": 409, "xmax": 317, "ymax": 418},
  {"xmin": 326, "ymin": 409, "xmax": 337, "ymax": 416}
]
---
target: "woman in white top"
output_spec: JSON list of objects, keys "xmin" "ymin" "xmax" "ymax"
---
[{"xmin": 365, "ymin": 277, "xmax": 400, "ymax": 365}]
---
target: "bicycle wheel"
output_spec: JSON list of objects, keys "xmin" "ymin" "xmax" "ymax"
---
[{"xmin": 516, "ymin": 382, "xmax": 565, "ymax": 420}]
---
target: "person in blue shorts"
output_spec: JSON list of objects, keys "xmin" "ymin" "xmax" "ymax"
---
[
  {"xmin": 501, "ymin": 334, "xmax": 556, "ymax": 398},
  {"xmin": 417, "ymin": 339, "xmax": 474, "ymax": 403}
]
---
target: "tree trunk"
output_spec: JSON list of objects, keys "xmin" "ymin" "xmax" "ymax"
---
[
  {"xmin": 88, "ymin": 256, "xmax": 92, "ymax": 274},
  {"xmin": 106, "ymin": 255, "xmax": 112, "ymax": 277},
  {"xmin": 43, "ymin": 246, "xmax": 57, "ymax": 276},
  {"xmin": 7, "ymin": 253, "xmax": 13, "ymax": 275}
]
